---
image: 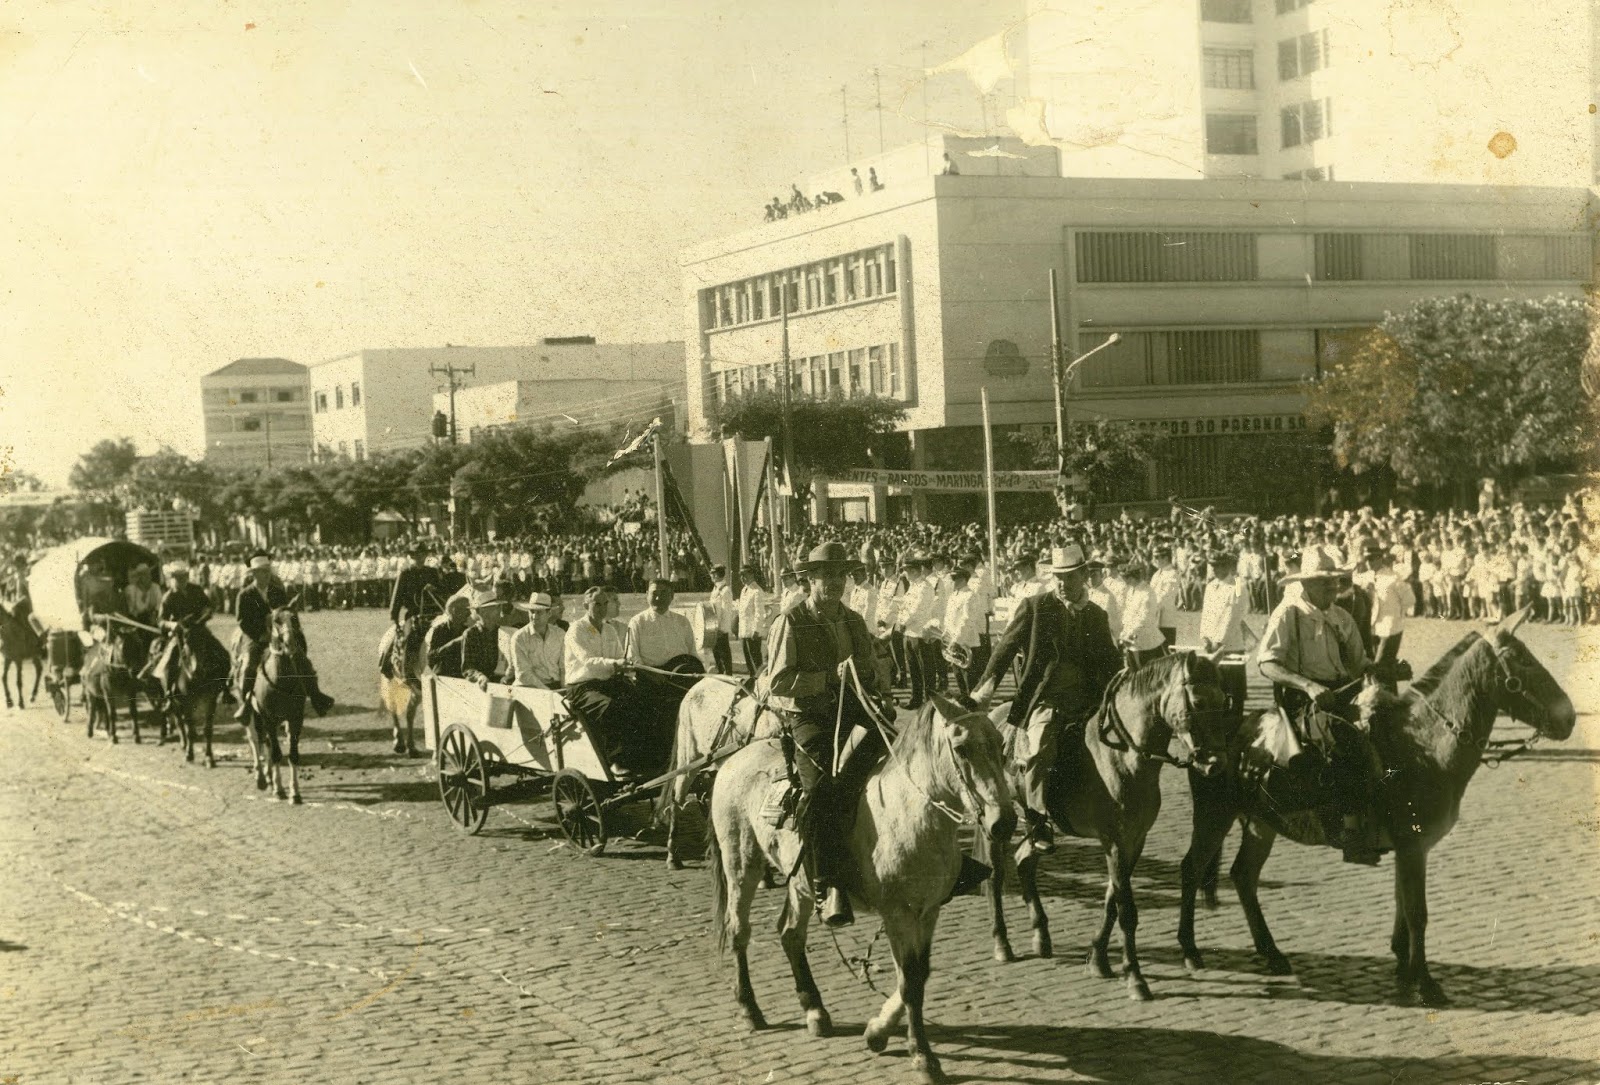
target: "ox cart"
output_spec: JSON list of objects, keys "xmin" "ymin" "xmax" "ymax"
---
[
  {"xmin": 27, "ymin": 537, "xmax": 161, "ymax": 722},
  {"xmin": 421, "ymin": 674, "xmax": 726, "ymax": 853}
]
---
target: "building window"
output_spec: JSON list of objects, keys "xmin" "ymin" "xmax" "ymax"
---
[
  {"xmin": 1409, "ymin": 234, "xmax": 1495, "ymax": 280},
  {"xmin": 1275, "ymin": 0, "xmax": 1314, "ymax": 11},
  {"xmin": 351, "ymin": 381, "xmax": 361, "ymax": 407},
  {"xmin": 335, "ymin": 386, "xmax": 344, "ymax": 410},
  {"xmin": 273, "ymin": 389, "xmax": 295, "ymax": 403},
  {"xmin": 1077, "ymin": 231, "xmax": 1258, "ymax": 283},
  {"xmin": 828, "ymin": 352, "xmax": 844, "ymax": 394},
  {"xmin": 887, "ymin": 343, "xmax": 902, "ymax": 399},
  {"xmin": 1281, "ymin": 98, "xmax": 1331, "ymax": 147},
  {"xmin": 239, "ymin": 417, "xmax": 262, "ymax": 432},
  {"xmin": 238, "ymin": 390, "xmax": 258, "ymax": 404},
  {"xmin": 884, "ymin": 247, "xmax": 897, "ymax": 293},
  {"xmin": 314, "ymin": 391, "xmax": 328, "ymax": 413},
  {"xmin": 1076, "ymin": 330, "xmax": 1262, "ymax": 386},
  {"xmin": 824, "ymin": 261, "xmax": 840, "ymax": 306},
  {"xmin": 353, "ymin": 439, "xmax": 364, "ymax": 460},
  {"xmin": 1201, "ymin": 0, "xmax": 1252, "ymax": 23},
  {"xmin": 751, "ymin": 284, "xmax": 764, "ymax": 321},
  {"xmin": 1279, "ymin": 29, "xmax": 1329, "ymax": 80},
  {"xmin": 1203, "ymin": 48, "xmax": 1256, "ymax": 89},
  {"xmin": 845, "ymin": 256, "xmax": 860, "ymax": 301},
  {"xmin": 338, "ymin": 441, "xmax": 348, "ymax": 457},
  {"xmin": 847, "ymin": 349, "xmax": 864, "ymax": 395},
  {"xmin": 1204, "ymin": 113, "xmax": 1258, "ymax": 155}
]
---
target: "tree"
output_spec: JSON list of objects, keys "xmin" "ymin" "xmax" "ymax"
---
[
  {"xmin": 69, "ymin": 438, "xmax": 139, "ymax": 498},
  {"xmin": 458, "ymin": 425, "xmax": 617, "ymax": 534},
  {"xmin": 1308, "ymin": 294, "xmax": 1595, "ymax": 495},
  {"xmin": 1011, "ymin": 419, "xmax": 1164, "ymax": 508},
  {"xmin": 711, "ymin": 392, "xmax": 907, "ymax": 498}
]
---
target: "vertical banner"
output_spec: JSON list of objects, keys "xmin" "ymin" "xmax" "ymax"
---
[{"xmin": 981, "ymin": 387, "xmax": 998, "ymax": 588}]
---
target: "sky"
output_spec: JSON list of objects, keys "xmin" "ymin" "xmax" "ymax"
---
[{"xmin": 0, "ymin": 0, "xmax": 1016, "ymax": 485}]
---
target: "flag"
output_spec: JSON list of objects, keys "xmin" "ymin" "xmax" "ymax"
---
[{"xmin": 606, "ymin": 416, "xmax": 662, "ymax": 470}]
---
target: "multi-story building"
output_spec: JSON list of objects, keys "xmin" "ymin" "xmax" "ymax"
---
[
  {"xmin": 200, "ymin": 357, "xmax": 312, "ymax": 469},
  {"xmin": 308, "ymin": 340, "xmax": 682, "ymax": 460},
  {"xmin": 1009, "ymin": 0, "xmax": 1595, "ymax": 185},
  {"xmin": 440, "ymin": 376, "xmax": 684, "ymax": 445},
  {"xmin": 682, "ymin": 137, "xmax": 1595, "ymax": 521}
]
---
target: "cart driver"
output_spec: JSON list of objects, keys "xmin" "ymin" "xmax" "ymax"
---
[
  {"xmin": 1256, "ymin": 546, "xmax": 1377, "ymax": 865},
  {"xmin": 563, "ymin": 586, "xmax": 638, "ymax": 775},
  {"xmin": 81, "ymin": 560, "xmax": 125, "ymax": 639},
  {"xmin": 760, "ymin": 542, "xmax": 891, "ymax": 928}
]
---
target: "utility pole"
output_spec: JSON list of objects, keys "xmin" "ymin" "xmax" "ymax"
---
[
  {"xmin": 264, "ymin": 411, "xmax": 273, "ymax": 470},
  {"xmin": 779, "ymin": 271, "xmax": 797, "ymax": 529},
  {"xmin": 430, "ymin": 361, "xmax": 476, "ymax": 445},
  {"xmin": 874, "ymin": 67, "xmax": 884, "ymax": 153},
  {"xmin": 1048, "ymin": 268, "xmax": 1067, "ymax": 473},
  {"xmin": 653, "ymin": 425, "xmax": 671, "ymax": 581}
]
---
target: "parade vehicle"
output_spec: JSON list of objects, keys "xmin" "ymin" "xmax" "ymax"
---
[
  {"xmin": 421, "ymin": 669, "xmax": 724, "ymax": 852},
  {"xmin": 27, "ymin": 537, "xmax": 162, "ymax": 721}
]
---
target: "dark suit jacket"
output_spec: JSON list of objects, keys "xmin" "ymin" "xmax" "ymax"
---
[
  {"xmin": 389, "ymin": 564, "xmax": 443, "ymax": 625},
  {"xmin": 235, "ymin": 581, "xmax": 289, "ymax": 645},
  {"xmin": 977, "ymin": 591, "xmax": 1122, "ymax": 728}
]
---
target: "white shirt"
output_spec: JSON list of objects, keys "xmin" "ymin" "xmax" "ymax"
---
[
  {"xmin": 1087, "ymin": 584, "xmax": 1122, "ymax": 641},
  {"xmin": 1369, "ymin": 571, "xmax": 1415, "ymax": 639},
  {"xmin": 626, "ymin": 608, "xmax": 697, "ymax": 667},
  {"xmin": 779, "ymin": 584, "xmax": 805, "ymax": 612},
  {"xmin": 899, "ymin": 575, "xmax": 944, "ymax": 638},
  {"xmin": 564, "ymin": 617, "xmax": 629, "ymax": 684},
  {"xmin": 509, "ymin": 621, "xmax": 564, "ymax": 689},
  {"xmin": 707, "ymin": 582, "xmax": 737, "ymax": 632},
  {"xmin": 941, "ymin": 587, "xmax": 982, "ymax": 649},
  {"xmin": 848, "ymin": 582, "xmax": 878, "ymax": 630},
  {"xmin": 1150, "ymin": 566, "xmax": 1181, "ymax": 628},
  {"xmin": 1119, "ymin": 583, "xmax": 1166, "ymax": 652},
  {"xmin": 1199, "ymin": 577, "xmax": 1249, "ymax": 652},
  {"xmin": 736, "ymin": 586, "xmax": 776, "ymax": 641}
]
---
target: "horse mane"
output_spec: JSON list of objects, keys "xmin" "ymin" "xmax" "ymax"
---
[
  {"xmin": 891, "ymin": 700, "xmax": 938, "ymax": 759},
  {"xmin": 1406, "ymin": 632, "xmax": 1481, "ymax": 698},
  {"xmin": 1120, "ymin": 651, "xmax": 1190, "ymax": 700}
]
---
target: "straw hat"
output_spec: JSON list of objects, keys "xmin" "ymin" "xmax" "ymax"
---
[
  {"xmin": 1281, "ymin": 546, "xmax": 1353, "ymax": 583},
  {"xmin": 515, "ymin": 591, "xmax": 555, "ymax": 613},
  {"xmin": 1040, "ymin": 544, "xmax": 1100, "ymax": 575}
]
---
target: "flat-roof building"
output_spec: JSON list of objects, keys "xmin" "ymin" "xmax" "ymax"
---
[{"xmin": 682, "ymin": 137, "xmax": 1595, "ymax": 520}]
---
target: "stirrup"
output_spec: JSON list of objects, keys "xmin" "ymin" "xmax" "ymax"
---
[{"xmin": 821, "ymin": 887, "xmax": 854, "ymax": 928}]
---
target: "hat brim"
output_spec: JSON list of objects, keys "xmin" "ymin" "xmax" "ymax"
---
[
  {"xmin": 795, "ymin": 559, "xmax": 862, "ymax": 576},
  {"xmin": 514, "ymin": 601, "xmax": 553, "ymax": 612},
  {"xmin": 1044, "ymin": 559, "xmax": 1101, "ymax": 575}
]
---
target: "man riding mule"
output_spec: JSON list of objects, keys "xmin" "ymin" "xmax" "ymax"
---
[
  {"xmin": 232, "ymin": 553, "xmax": 334, "ymax": 722},
  {"xmin": 971, "ymin": 543, "xmax": 1122, "ymax": 859},
  {"xmin": 758, "ymin": 541, "xmax": 893, "ymax": 928},
  {"xmin": 1255, "ymin": 546, "xmax": 1380, "ymax": 865}
]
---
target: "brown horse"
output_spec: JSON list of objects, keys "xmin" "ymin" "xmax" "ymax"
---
[
  {"xmin": 250, "ymin": 608, "xmax": 316, "ymax": 803},
  {"xmin": 1178, "ymin": 610, "xmax": 1575, "ymax": 1007},
  {"xmin": 984, "ymin": 651, "xmax": 1229, "ymax": 1001},
  {"xmin": 83, "ymin": 631, "xmax": 145, "ymax": 744},
  {"xmin": 158, "ymin": 621, "xmax": 232, "ymax": 767},
  {"xmin": 0, "ymin": 600, "xmax": 44, "ymax": 709},
  {"xmin": 377, "ymin": 618, "xmax": 426, "ymax": 756}
]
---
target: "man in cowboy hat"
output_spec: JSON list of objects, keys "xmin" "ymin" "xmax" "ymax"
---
[
  {"xmin": 760, "ymin": 541, "xmax": 891, "ymax": 928},
  {"xmin": 1256, "ymin": 545, "xmax": 1377, "ymax": 865},
  {"xmin": 972, "ymin": 543, "xmax": 1121, "ymax": 857},
  {"xmin": 508, "ymin": 591, "xmax": 564, "ymax": 689},
  {"xmin": 427, "ymin": 588, "xmax": 505, "ymax": 688},
  {"xmin": 140, "ymin": 559, "xmax": 219, "ymax": 699},
  {"xmin": 234, "ymin": 552, "xmax": 335, "ymax": 720}
]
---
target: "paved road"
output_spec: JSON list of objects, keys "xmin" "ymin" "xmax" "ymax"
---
[{"xmin": 3, "ymin": 607, "xmax": 1598, "ymax": 1084}]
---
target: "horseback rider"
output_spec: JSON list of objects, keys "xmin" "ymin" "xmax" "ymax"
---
[
  {"xmin": 1256, "ymin": 546, "xmax": 1379, "ymax": 865},
  {"xmin": 971, "ymin": 544, "xmax": 1122, "ymax": 859},
  {"xmin": 759, "ymin": 541, "xmax": 892, "ymax": 928},
  {"xmin": 386, "ymin": 542, "xmax": 444, "ymax": 682},
  {"xmin": 234, "ymin": 552, "xmax": 334, "ymax": 721},
  {"xmin": 139, "ymin": 560, "xmax": 220, "ymax": 702}
]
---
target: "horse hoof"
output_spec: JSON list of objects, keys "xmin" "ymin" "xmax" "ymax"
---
[
  {"xmin": 1033, "ymin": 933, "xmax": 1053, "ymax": 960},
  {"xmin": 1183, "ymin": 951, "xmax": 1205, "ymax": 974},
  {"xmin": 292, "ymin": 793, "xmax": 303, "ymax": 806},
  {"xmin": 805, "ymin": 1008, "xmax": 832, "ymax": 1038},
  {"xmin": 1202, "ymin": 890, "xmax": 1221, "ymax": 912},
  {"xmin": 1087, "ymin": 948, "xmax": 1114, "ymax": 979},
  {"xmin": 205, "ymin": 756, "xmax": 216, "ymax": 769},
  {"xmin": 864, "ymin": 1025, "xmax": 889, "ymax": 1054},
  {"xmin": 1128, "ymin": 976, "xmax": 1154, "ymax": 1002},
  {"xmin": 993, "ymin": 940, "xmax": 1016, "ymax": 964},
  {"xmin": 274, "ymin": 789, "xmax": 287, "ymax": 802},
  {"xmin": 910, "ymin": 1052, "xmax": 945, "ymax": 1084},
  {"xmin": 392, "ymin": 739, "xmax": 405, "ymax": 754},
  {"xmin": 666, "ymin": 857, "xmax": 684, "ymax": 871},
  {"xmin": 1262, "ymin": 950, "xmax": 1293, "ymax": 976},
  {"xmin": 185, "ymin": 749, "xmax": 195, "ymax": 763},
  {"xmin": 110, "ymin": 734, "xmax": 119, "ymax": 745},
  {"xmin": 739, "ymin": 1008, "xmax": 766, "ymax": 1032},
  {"xmin": 1417, "ymin": 979, "xmax": 1450, "ymax": 1008}
]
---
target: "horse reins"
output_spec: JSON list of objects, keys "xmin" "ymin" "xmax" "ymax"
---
[{"xmin": 1096, "ymin": 666, "xmax": 1209, "ymax": 770}]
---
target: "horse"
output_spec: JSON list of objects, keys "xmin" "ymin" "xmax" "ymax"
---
[
  {"xmin": 157, "ymin": 621, "xmax": 232, "ymax": 767},
  {"xmin": 0, "ymin": 600, "xmax": 44, "ymax": 709},
  {"xmin": 377, "ymin": 618, "xmax": 427, "ymax": 756},
  {"xmin": 1177, "ymin": 609, "xmax": 1575, "ymax": 1007},
  {"xmin": 707, "ymin": 693, "xmax": 1015, "ymax": 1084},
  {"xmin": 83, "ymin": 630, "xmax": 146, "ymax": 744},
  {"xmin": 249, "ymin": 608, "xmax": 317, "ymax": 803},
  {"xmin": 984, "ymin": 651, "xmax": 1230, "ymax": 1001},
  {"xmin": 653, "ymin": 674, "xmax": 780, "ymax": 869}
]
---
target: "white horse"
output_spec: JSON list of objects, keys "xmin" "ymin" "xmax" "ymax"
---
[{"xmin": 707, "ymin": 694, "xmax": 1015, "ymax": 1084}]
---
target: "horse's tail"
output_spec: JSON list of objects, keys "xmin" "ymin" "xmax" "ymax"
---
[
  {"xmin": 706, "ymin": 816, "xmax": 729, "ymax": 956},
  {"xmin": 652, "ymin": 692, "xmax": 696, "ymax": 827}
]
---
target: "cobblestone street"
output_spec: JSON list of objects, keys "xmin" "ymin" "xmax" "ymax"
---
[{"xmin": 4, "ymin": 607, "xmax": 1599, "ymax": 1084}]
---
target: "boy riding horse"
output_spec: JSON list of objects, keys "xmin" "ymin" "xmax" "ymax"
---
[{"xmin": 233, "ymin": 553, "xmax": 334, "ymax": 722}]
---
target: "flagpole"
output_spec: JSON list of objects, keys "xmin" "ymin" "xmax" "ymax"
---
[
  {"xmin": 765, "ymin": 437, "xmax": 782, "ymax": 588},
  {"xmin": 653, "ymin": 427, "xmax": 671, "ymax": 582},
  {"xmin": 981, "ymin": 387, "xmax": 998, "ymax": 588}
]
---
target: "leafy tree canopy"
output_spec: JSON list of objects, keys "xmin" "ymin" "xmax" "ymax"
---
[{"xmin": 711, "ymin": 392, "xmax": 907, "ymax": 486}]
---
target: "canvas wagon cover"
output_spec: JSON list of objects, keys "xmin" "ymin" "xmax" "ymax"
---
[{"xmin": 27, "ymin": 537, "xmax": 161, "ymax": 632}]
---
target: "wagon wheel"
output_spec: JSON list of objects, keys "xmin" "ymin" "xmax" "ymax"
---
[
  {"xmin": 552, "ymin": 769, "xmax": 607, "ymax": 855},
  {"xmin": 437, "ymin": 725, "xmax": 492, "ymax": 834}
]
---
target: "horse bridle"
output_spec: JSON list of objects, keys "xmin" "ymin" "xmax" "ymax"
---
[
  {"xmin": 1097, "ymin": 665, "xmax": 1218, "ymax": 770},
  {"xmin": 1416, "ymin": 634, "xmax": 1547, "ymax": 766}
]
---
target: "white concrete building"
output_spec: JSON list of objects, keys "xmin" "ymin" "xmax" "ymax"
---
[
  {"xmin": 308, "ymin": 340, "xmax": 682, "ymax": 460},
  {"xmin": 200, "ymin": 357, "xmax": 312, "ymax": 469},
  {"xmin": 682, "ymin": 138, "xmax": 1595, "ymax": 520}
]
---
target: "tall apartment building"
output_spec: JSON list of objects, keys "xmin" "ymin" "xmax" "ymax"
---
[
  {"xmin": 1010, "ymin": 0, "xmax": 1594, "ymax": 185},
  {"xmin": 308, "ymin": 340, "xmax": 684, "ymax": 460},
  {"xmin": 682, "ymin": 137, "xmax": 1595, "ymax": 521},
  {"xmin": 200, "ymin": 357, "xmax": 313, "ymax": 469}
]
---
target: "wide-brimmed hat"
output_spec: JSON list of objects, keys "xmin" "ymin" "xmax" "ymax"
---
[
  {"xmin": 468, "ymin": 587, "xmax": 502, "ymax": 610},
  {"xmin": 165, "ymin": 560, "xmax": 191, "ymax": 576},
  {"xmin": 248, "ymin": 554, "xmax": 272, "ymax": 570},
  {"xmin": 1040, "ymin": 544, "xmax": 1100, "ymax": 575},
  {"xmin": 515, "ymin": 591, "xmax": 554, "ymax": 612},
  {"xmin": 1281, "ymin": 546, "xmax": 1353, "ymax": 583},
  {"xmin": 795, "ymin": 542, "xmax": 861, "ymax": 575}
]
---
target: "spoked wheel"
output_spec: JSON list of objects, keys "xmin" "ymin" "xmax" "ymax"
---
[
  {"xmin": 437, "ymin": 725, "xmax": 491, "ymax": 834},
  {"xmin": 552, "ymin": 769, "xmax": 607, "ymax": 855}
]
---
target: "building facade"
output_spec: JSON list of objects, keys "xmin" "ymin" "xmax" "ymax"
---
[
  {"xmin": 1010, "ymin": 0, "xmax": 1595, "ymax": 186},
  {"xmin": 439, "ymin": 376, "xmax": 684, "ymax": 445},
  {"xmin": 308, "ymin": 340, "xmax": 683, "ymax": 460},
  {"xmin": 200, "ymin": 357, "xmax": 312, "ymax": 469},
  {"xmin": 682, "ymin": 143, "xmax": 1596, "ymax": 520}
]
